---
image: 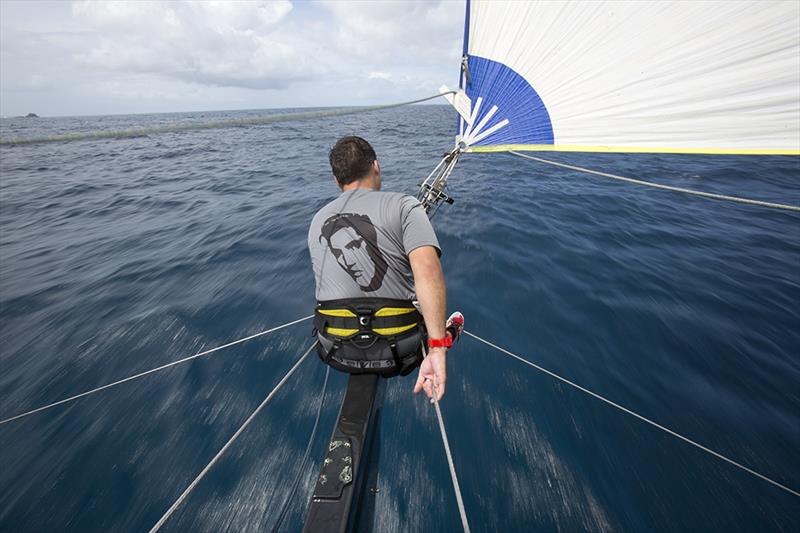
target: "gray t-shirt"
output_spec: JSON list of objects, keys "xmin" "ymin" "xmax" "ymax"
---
[{"xmin": 308, "ymin": 189, "xmax": 440, "ymax": 301}]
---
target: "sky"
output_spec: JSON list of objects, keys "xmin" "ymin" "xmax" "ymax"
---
[{"xmin": 0, "ymin": 0, "xmax": 464, "ymax": 117}]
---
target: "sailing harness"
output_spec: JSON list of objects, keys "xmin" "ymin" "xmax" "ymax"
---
[{"xmin": 313, "ymin": 298, "xmax": 426, "ymax": 377}]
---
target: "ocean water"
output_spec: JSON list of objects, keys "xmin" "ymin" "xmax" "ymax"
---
[{"xmin": 0, "ymin": 106, "xmax": 798, "ymax": 532}]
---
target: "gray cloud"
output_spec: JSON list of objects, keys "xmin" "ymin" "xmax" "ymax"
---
[
  {"xmin": 0, "ymin": 0, "xmax": 463, "ymax": 116},
  {"xmin": 71, "ymin": 1, "xmax": 323, "ymax": 89}
]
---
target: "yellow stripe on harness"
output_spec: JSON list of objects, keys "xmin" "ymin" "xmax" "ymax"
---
[
  {"xmin": 325, "ymin": 326, "xmax": 359, "ymax": 337},
  {"xmin": 372, "ymin": 323, "xmax": 418, "ymax": 336},
  {"xmin": 374, "ymin": 307, "xmax": 417, "ymax": 317},
  {"xmin": 318, "ymin": 309, "xmax": 357, "ymax": 318}
]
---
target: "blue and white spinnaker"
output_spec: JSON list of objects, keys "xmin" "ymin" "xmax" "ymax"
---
[{"xmin": 451, "ymin": 0, "xmax": 800, "ymax": 155}]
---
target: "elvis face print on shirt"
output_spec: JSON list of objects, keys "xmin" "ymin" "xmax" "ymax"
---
[{"xmin": 320, "ymin": 213, "xmax": 388, "ymax": 292}]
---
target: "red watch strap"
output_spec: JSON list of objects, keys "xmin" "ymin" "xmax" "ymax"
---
[{"xmin": 427, "ymin": 336, "xmax": 452, "ymax": 349}]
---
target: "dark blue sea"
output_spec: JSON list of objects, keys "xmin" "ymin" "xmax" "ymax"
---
[{"xmin": 1, "ymin": 106, "xmax": 798, "ymax": 532}]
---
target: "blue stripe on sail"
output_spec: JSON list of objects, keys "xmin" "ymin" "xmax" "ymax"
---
[
  {"xmin": 462, "ymin": 0, "xmax": 471, "ymax": 59},
  {"xmin": 457, "ymin": 0, "xmax": 471, "ymax": 134},
  {"xmin": 465, "ymin": 55, "xmax": 554, "ymax": 146}
]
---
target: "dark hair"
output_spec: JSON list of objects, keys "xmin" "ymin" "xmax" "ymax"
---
[{"xmin": 329, "ymin": 136, "xmax": 377, "ymax": 186}]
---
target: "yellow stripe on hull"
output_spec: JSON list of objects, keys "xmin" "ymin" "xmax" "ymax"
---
[{"xmin": 467, "ymin": 144, "xmax": 800, "ymax": 156}]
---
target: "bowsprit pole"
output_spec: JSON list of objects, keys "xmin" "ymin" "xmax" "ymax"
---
[{"xmin": 417, "ymin": 146, "xmax": 463, "ymax": 217}]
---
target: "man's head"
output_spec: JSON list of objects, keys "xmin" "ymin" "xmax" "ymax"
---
[
  {"xmin": 320, "ymin": 212, "xmax": 388, "ymax": 292},
  {"xmin": 329, "ymin": 136, "xmax": 381, "ymax": 190}
]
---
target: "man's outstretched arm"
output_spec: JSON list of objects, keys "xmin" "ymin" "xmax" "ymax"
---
[{"xmin": 409, "ymin": 245, "xmax": 447, "ymax": 402}]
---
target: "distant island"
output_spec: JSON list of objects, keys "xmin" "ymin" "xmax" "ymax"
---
[{"xmin": 24, "ymin": 113, "xmax": 39, "ymax": 118}]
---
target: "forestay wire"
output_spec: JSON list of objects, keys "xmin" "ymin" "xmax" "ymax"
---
[
  {"xmin": 0, "ymin": 315, "xmax": 313, "ymax": 426},
  {"xmin": 463, "ymin": 330, "xmax": 800, "ymax": 498},
  {"xmin": 149, "ymin": 341, "xmax": 318, "ymax": 533},
  {"xmin": 0, "ymin": 92, "xmax": 454, "ymax": 146},
  {"xmin": 509, "ymin": 151, "xmax": 800, "ymax": 212}
]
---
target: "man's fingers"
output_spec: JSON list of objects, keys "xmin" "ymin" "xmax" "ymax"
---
[
  {"xmin": 423, "ymin": 378, "xmax": 434, "ymax": 399},
  {"xmin": 435, "ymin": 379, "xmax": 445, "ymax": 401},
  {"xmin": 432, "ymin": 371, "xmax": 446, "ymax": 401},
  {"xmin": 414, "ymin": 358, "xmax": 447, "ymax": 402},
  {"xmin": 413, "ymin": 362, "xmax": 430, "ymax": 394},
  {"xmin": 413, "ymin": 374, "xmax": 424, "ymax": 394}
]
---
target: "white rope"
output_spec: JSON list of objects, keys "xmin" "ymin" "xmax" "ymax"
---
[
  {"xmin": 421, "ymin": 344, "xmax": 472, "ymax": 533},
  {"xmin": 149, "ymin": 341, "xmax": 318, "ymax": 533},
  {"xmin": 271, "ymin": 364, "xmax": 331, "ymax": 533},
  {"xmin": 1, "ymin": 92, "xmax": 454, "ymax": 146},
  {"xmin": 0, "ymin": 315, "xmax": 313, "ymax": 426},
  {"xmin": 509, "ymin": 151, "xmax": 800, "ymax": 212},
  {"xmin": 464, "ymin": 330, "xmax": 800, "ymax": 498}
]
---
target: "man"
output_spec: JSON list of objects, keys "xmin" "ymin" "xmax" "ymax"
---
[{"xmin": 308, "ymin": 136, "xmax": 462, "ymax": 402}]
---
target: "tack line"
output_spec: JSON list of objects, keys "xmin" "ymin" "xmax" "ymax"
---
[
  {"xmin": 0, "ymin": 92, "xmax": 454, "ymax": 145},
  {"xmin": 421, "ymin": 344, "xmax": 472, "ymax": 533}
]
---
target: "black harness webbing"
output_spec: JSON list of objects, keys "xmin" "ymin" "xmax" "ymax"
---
[{"xmin": 314, "ymin": 298, "xmax": 425, "ymax": 377}]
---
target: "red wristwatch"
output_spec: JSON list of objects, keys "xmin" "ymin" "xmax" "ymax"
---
[{"xmin": 427, "ymin": 336, "xmax": 452, "ymax": 349}]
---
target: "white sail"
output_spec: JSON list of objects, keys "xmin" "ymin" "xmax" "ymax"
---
[{"xmin": 459, "ymin": 0, "xmax": 800, "ymax": 155}]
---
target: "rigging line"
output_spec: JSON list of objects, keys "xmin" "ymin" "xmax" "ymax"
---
[
  {"xmin": 0, "ymin": 91, "xmax": 455, "ymax": 146},
  {"xmin": 463, "ymin": 330, "xmax": 800, "ymax": 499},
  {"xmin": 149, "ymin": 340, "xmax": 318, "ymax": 533},
  {"xmin": 508, "ymin": 151, "xmax": 800, "ymax": 212},
  {"xmin": 271, "ymin": 364, "xmax": 331, "ymax": 533},
  {"xmin": 421, "ymin": 344, "xmax": 472, "ymax": 533},
  {"xmin": 0, "ymin": 315, "xmax": 314, "ymax": 426}
]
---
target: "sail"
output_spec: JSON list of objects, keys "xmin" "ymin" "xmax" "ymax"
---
[{"xmin": 457, "ymin": 0, "xmax": 800, "ymax": 155}]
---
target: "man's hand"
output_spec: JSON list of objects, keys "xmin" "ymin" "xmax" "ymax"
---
[
  {"xmin": 409, "ymin": 245, "xmax": 448, "ymax": 401},
  {"xmin": 413, "ymin": 347, "xmax": 447, "ymax": 402}
]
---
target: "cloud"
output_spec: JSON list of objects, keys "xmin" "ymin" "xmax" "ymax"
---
[
  {"xmin": 70, "ymin": 0, "xmax": 321, "ymax": 89},
  {"xmin": 68, "ymin": 1, "xmax": 462, "ymax": 91},
  {"xmin": 320, "ymin": 0, "xmax": 460, "ymax": 64},
  {"xmin": 0, "ymin": 0, "xmax": 465, "ymax": 115},
  {"xmin": 367, "ymin": 71, "xmax": 393, "ymax": 81}
]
